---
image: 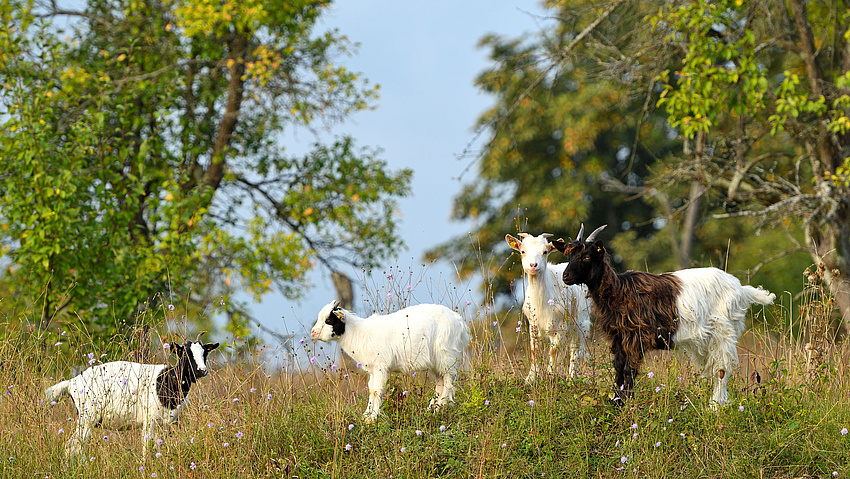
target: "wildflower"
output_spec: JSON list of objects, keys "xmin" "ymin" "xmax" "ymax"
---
[
  {"xmin": 356, "ymin": 362, "xmax": 362, "ymax": 368},
  {"xmin": 547, "ymin": 299, "xmax": 555, "ymax": 306},
  {"xmin": 655, "ymin": 386, "xmax": 661, "ymax": 393},
  {"xmin": 680, "ymin": 433, "xmax": 686, "ymax": 439},
  {"xmin": 102, "ymin": 435, "xmax": 109, "ymax": 441},
  {"xmin": 515, "ymin": 327, "xmax": 521, "ymax": 333},
  {"xmin": 144, "ymin": 434, "xmax": 151, "ymax": 441},
  {"xmin": 614, "ymin": 440, "xmax": 620, "ymax": 447},
  {"xmin": 100, "ymin": 353, "xmax": 107, "ymax": 358},
  {"xmin": 387, "ymin": 273, "xmax": 393, "ymax": 279},
  {"xmin": 207, "ymin": 422, "xmax": 214, "ymax": 428},
  {"xmin": 348, "ymin": 424, "xmax": 354, "ymax": 431},
  {"xmin": 387, "ymin": 292, "xmax": 393, "ymax": 298},
  {"xmin": 667, "ymin": 418, "xmax": 673, "ymax": 423},
  {"xmin": 157, "ymin": 438, "xmax": 163, "ymax": 445},
  {"xmin": 484, "ymin": 400, "xmax": 490, "ymax": 406},
  {"xmin": 250, "ymin": 387, "xmax": 256, "ymax": 393},
  {"xmin": 415, "ymin": 430, "xmax": 422, "ymax": 436},
  {"xmin": 439, "ymin": 425, "xmax": 446, "ymax": 432},
  {"xmin": 406, "ymin": 284, "xmax": 412, "ymax": 291},
  {"xmin": 630, "ymin": 423, "xmax": 637, "ymax": 429},
  {"xmin": 343, "ymin": 374, "xmax": 349, "ymax": 379},
  {"xmin": 310, "ymin": 357, "xmax": 317, "ymax": 365},
  {"xmin": 842, "ymin": 428, "xmax": 848, "ymax": 436},
  {"xmin": 88, "ymin": 352, "xmax": 95, "ymax": 360},
  {"xmin": 162, "ymin": 343, "xmax": 170, "ymax": 349},
  {"xmin": 492, "ymin": 321, "xmax": 498, "ymax": 326},
  {"xmin": 89, "ymin": 457, "xmax": 95, "ymax": 462},
  {"xmin": 223, "ymin": 442, "xmax": 229, "ymax": 447},
  {"xmin": 402, "ymin": 390, "xmax": 409, "ymax": 396},
  {"xmin": 620, "ymin": 456, "xmax": 627, "ymax": 464},
  {"xmin": 647, "ymin": 371, "xmax": 654, "ymax": 379},
  {"xmin": 236, "ymin": 431, "xmax": 243, "ymax": 439},
  {"xmin": 168, "ymin": 304, "xmax": 175, "ymax": 311},
  {"xmin": 155, "ymin": 452, "xmax": 162, "ymax": 458},
  {"xmin": 528, "ymin": 400, "xmax": 535, "ymax": 406},
  {"xmin": 412, "ymin": 372, "xmax": 416, "ymax": 377},
  {"xmin": 232, "ymin": 398, "xmax": 239, "ymax": 403},
  {"xmin": 501, "ymin": 443, "xmax": 507, "ymax": 449},
  {"xmin": 54, "ymin": 342, "xmax": 62, "ymax": 347},
  {"xmin": 345, "ymin": 443, "xmax": 352, "ymax": 451},
  {"xmin": 654, "ymin": 442, "xmax": 661, "ymax": 448},
  {"xmin": 632, "ymin": 433, "xmax": 638, "ymax": 439},
  {"xmin": 739, "ymin": 405, "xmax": 745, "ymax": 412},
  {"xmin": 139, "ymin": 466, "xmax": 144, "ymax": 472},
  {"xmin": 400, "ymin": 447, "xmax": 406, "ymax": 453},
  {"xmin": 220, "ymin": 298, "xmax": 225, "ymax": 306},
  {"xmin": 267, "ymin": 393, "xmax": 272, "ymax": 400},
  {"xmin": 151, "ymin": 473, "xmax": 157, "ymax": 478},
  {"xmin": 190, "ymin": 462, "xmax": 196, "ymax": 470},
  {"xmin": 465, "ymin": 300, "xmax": 471, "ymax": 306},
  {"xmin": 190, "ymin": 437, "xmax": 194, "ymax": 444},
  {"xmin": 299, "ymin": 338, "xmax": 306, "ymax": 345},
  {"xmin": 58, "ymin": 429, "xmax": 64, "ymax": 434},
  {"xmin": 331, "ymin": 364, "xmax": 338, "ymax": 371}
]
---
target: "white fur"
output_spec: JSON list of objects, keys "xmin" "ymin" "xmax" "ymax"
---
[
  {"xmin": 45, "ymin": 354, "xmax": 208, "ymax": 458},
  {"xmin": 668, "ymin": 267, "xmax": 775, "ymax": 406},
  {"xmin": 311, "ymin": 302, "xmax": 470, "ymax": 423},
  {"xmin": 507, "ymin": 233, "xmax": 593, "ymax": 382}
]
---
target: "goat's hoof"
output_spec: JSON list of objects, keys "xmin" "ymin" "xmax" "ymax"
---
[
  {"xmin": 362, "ymin": 415, "xmax": 378, "ymax": 425},
  {"xmin": 608, "ymin": 394, "xmax": 625, "ymax": 407}
]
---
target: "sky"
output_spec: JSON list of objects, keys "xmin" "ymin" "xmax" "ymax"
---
[{"xmin": 247, "ymin": 1, "xmax": 550, "ymax": 361}]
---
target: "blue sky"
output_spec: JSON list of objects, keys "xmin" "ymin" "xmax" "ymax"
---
[{"xmin": 248, "ymin": 1, "xmax": 549, "ymax": 351}]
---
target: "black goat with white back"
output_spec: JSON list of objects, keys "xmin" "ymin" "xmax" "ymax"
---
[{"xmin": 552, "ymin": 225, "xmax": 775, "ymax": 406}]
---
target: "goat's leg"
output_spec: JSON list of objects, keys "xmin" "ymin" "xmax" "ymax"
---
[
  {"xmin": 611, "ymin": 346, "xmax": 628, "ymax": 405},
  {"xmin": 430, "ymin": 371, "xmax": 456, "ymax": 410},
  {"xmin": 525, "ymin": 323, "xmax": 540, "ymax": 383},
  {"xmin": 548, "ymin": 331, "xmax": 562, "ymax": 376},
  {"xmin": 711, "ymin": 369, "xmax": 729, "ymax": 408},
  {"xmin": 363, "ymin": 370, "xmax": 387, "ymax": 424},
  {"xmin": 65, "ymin": 416, "xmax": 95, "ymax": 459},
  {"xmin": 428, "ymin": 374, "xmax": 445, "ymax": 410}
]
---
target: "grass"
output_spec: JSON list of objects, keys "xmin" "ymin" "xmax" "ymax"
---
[{"xmin": 2, "ymin": 269, "xmax": 850, "ymax": 478}]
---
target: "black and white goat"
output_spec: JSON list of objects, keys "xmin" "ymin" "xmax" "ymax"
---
[
  {"xmin": 311, "ymin": 301, "xmax": 469, "ymax": 423},
  {"xmin": 505, "ymin": 231, "xmax": 593, "ymax": 381},
  {"xmin": 44, "ymin": 333, "xmax": 219, "ymax": 458},
  {"xmin": 552, "ymin": 225, "xmax": 775, "ymax": 406}
]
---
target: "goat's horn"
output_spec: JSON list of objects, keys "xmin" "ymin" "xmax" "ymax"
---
[
  {"xmin": 196, "ymin": 331, "xmax": 206, "ymax": 342},
  {"xmin": 540, "ymin": 233, "xmax": 553, "ymax": 239},
  {"xmin": 585, "ymin": 224, "xmax": 608, "ymax": 242},
  {"xmin": 331, "ymin": 300, "xmax": 340, "ymax": 309},
  {"xmin": 576, "ymin": 223, "xmax": 585, "ymax": 241},
  {"xmin": 517, "ymin": 232, "xmax": 531, "ymax": 239}
]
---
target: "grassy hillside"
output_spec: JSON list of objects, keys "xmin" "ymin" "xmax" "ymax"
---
[{"xmin": 2, "ymin": 272, "xmax": 849, "ymax": 478}]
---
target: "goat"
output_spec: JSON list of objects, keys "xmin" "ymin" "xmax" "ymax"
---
[
  {"xmin": 505, "ymin": 231, "xmax": 593, "ymax": 382},
  {"xmin": 310, "ymin": 300, "xmax": 470, "ymax": 423},
  {"xmin": 552, "ymin": 225, "xmax": 775, "ymax": 406},
  {"xmin": 44, "ymin": 333, "xmax": 219, "ymax": 458}
]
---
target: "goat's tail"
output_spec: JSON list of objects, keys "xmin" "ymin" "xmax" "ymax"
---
[
  {"xmin": 44, "ymin": 380, "xmax": 71, "ymax": 404},
  {"xmin": 743, "ymin": 285, "xmax": 776, "ymax": 306}
]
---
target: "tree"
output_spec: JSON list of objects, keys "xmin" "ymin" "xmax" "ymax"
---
[
  {"xmin": 0, "ymin": 0, "xmax": 411, "ymax": 339},
  {"xmin": 431, "ymin": 0, "xmax": 813, "ymax": 322},
  {"xmin": 643, "ymin": 0, "xmax": 850, "ymax": 333}
]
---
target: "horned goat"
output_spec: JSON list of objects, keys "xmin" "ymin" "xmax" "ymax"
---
[
  {"xmin": 505, "ymin": 230, "xmax": 594, "ymax": 382},
  {"xmin": 552, "ymin": 225, "xmax": 775, "ymax": 406}
]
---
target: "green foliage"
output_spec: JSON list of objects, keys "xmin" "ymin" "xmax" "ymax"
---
[{"xmin": 0, "ymin": 0, "xmax": 411, "ymax": 337}]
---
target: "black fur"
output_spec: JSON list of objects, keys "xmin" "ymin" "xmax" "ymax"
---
[
  {"xmin": 155, "ymin": 341, "xmax": 219, "ymax": 409},
  {"xmin": 325, "ymin": 307, "xmax": 346, "ymax": 337}
]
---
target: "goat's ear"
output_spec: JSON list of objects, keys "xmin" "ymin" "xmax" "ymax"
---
[
  {"xmin": 550, "ymin": 239, "xmax": 567, "ymax": 253},
  {"xmin": 204, "ymin": 342, "xmax": 220, "ymax": 352},
  {"xmin": 332, "ymin": 308, "xmax": 345, "ymax": 321},
  {"xmin": 173, "ymin": 343, "xmax": 185, "ymax": 355},
  {"xmin": 592, "ymin": 240, "xmax": 605, "ymax": 257},
  {"xmin": 505, "ymin": 234, "xmax": 521, "ymax": 251}
]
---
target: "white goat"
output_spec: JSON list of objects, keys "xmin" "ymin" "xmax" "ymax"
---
[
  {"xmin": 44, "ymin": 334, "xmax": 219, "ymax": 458},
  {"xmin": 506, "ymin": 231, "xmax": 594, "ymax": 382},
  {"xmin": 310, "ymin": 300, "xmax": 470, "ymax": 423}
]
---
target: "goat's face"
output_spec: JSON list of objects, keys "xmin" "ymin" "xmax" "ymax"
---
[
  {"xmin": 311, "ymin": 300, "xmax": 346, "ymax": 342},
  {"xmin": 505, "ymin": 233, "xmax": 554, "ymax": 277},
  {"xmin": 174, "ymin": 340, "xmax": 220, "ymax": 379},
  {"xmin": 553, "ymin": 240, "xmax": 606, "ymax": 286}
]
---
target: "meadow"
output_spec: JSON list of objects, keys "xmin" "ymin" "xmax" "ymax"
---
[{"xmin": 1, "ymin": 264, "xmax": 849, "ymax": 479}]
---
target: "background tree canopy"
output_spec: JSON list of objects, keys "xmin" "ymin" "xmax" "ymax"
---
[
  {"xmin": 0, "ymin": 0, "xmax": 411, "ymax": 341},
  {"xmin": 430, "ymin": 0, "xmax": 838, "ymax": 331}
]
